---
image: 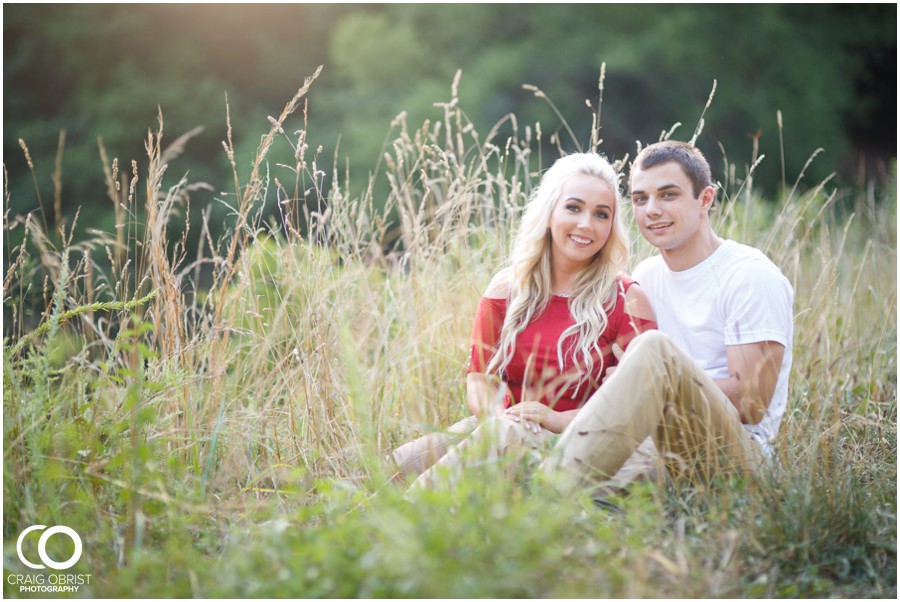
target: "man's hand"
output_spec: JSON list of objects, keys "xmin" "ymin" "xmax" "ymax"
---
[{"xmin": 602, "ymin": 342, "xmax": 625, "ymax": 383}]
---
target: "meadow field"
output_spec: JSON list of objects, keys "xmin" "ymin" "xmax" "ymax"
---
[{"xmin": 3, "ymin": 71, "xmax": 896, "ymax": 597}]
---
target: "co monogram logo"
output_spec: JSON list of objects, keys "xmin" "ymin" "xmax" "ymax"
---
[{"xmin": 16, "ymin": 525, "xmax": 83, "ymax": 570}]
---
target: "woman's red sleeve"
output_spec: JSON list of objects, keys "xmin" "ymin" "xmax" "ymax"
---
[{"xmin": 467, "ymin": 298, "xmax": 506, "ymax": 374}]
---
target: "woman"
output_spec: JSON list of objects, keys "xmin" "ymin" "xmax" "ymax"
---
[{"xmin": 390, "ymin": 153, "xmax": 658, "ymax": 490}]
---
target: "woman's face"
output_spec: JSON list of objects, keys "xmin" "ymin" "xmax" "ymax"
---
[{"xmin": 547, "ymin": 173, "xmax": 616, "ymax": 272}]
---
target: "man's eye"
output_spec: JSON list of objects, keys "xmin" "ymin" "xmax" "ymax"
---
[{"xmin": 632, "ymin": 197, "xmax": 646, "ymax": 205}]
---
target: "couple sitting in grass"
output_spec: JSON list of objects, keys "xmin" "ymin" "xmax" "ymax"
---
[{"xmin": 390, "ymin": 140, "xmax": 795, "ymax": 496}]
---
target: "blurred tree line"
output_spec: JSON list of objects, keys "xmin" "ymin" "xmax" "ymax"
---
[{"xmin": 3, "ymin": 3, "xmax": 896, "ymax": 260}]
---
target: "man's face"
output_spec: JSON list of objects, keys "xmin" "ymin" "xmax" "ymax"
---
[{"xmin": 630, "ymin": 161, "xmax": 709, "ymax": 254}]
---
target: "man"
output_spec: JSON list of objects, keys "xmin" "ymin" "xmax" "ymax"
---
[{"xmin": 542, "ymin": 140, "xmax": 794, "ymax": 487}]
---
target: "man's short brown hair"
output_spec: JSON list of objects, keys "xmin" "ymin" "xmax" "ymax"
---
[{"xmin": 631, "ymin": 140, "xmax": 713, "ymax": 198}]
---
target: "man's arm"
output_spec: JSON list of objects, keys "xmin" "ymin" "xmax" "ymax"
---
[{"xmin": 715, "ymin": 341, "xmax": 785, "ymax": 424}]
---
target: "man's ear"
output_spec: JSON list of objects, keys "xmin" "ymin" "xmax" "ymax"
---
[{"xmin": 699, "ymin": 185, "xmax": 716, "ymax": 210}]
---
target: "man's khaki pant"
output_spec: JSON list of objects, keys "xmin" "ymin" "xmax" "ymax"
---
[{"xmin": 540, "ymin": 330, "xmax": 760, "ymax": 490}]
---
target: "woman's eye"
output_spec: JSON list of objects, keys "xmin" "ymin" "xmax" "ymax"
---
[
  {"xmin": 594, "ymin": 211, "xmax": 609, "ymax": 219},
  {"xmin": 566, "ymin": 204, "xmax": 580, "ymax": 212}
]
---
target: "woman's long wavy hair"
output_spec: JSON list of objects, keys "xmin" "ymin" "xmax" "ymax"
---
[{"xmin": 486, "ymin": 153, "xmax": 629, "ymax": 387}]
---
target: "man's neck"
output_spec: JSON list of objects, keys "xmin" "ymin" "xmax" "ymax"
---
[{"xmin": 660, "ymin": 227, "xmax": 723, "ymax": 272}]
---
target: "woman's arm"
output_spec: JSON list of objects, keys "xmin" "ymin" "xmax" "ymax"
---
[
  {"xmin": 466, "ymin": 372, "xmax": 506, "ymax": 419},
  {"xmin": 465, "ymin": 270, "xmax": 512, "ymax": 417}
]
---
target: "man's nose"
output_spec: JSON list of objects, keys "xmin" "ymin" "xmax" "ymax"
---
[{"xmin": 645, "ymin": 196, "xmax": 663, "ymax": 216}]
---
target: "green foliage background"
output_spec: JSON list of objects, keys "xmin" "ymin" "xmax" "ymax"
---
[
  {"xmin": 1, "ymin": 3, "xmax": 896, "ymax": 338},
  {"xmin": 5, "ymin": 4, "xmax": 896, "ymax": 218}
]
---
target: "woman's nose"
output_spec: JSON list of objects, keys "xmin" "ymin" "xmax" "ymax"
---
[{"xmin": 578, "ymin": 211, "xmax": 592, "ymax": 227}]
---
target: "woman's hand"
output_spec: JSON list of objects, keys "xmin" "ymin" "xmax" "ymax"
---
[
  {"xmin": 503, "ymin": 401, "xmax": 579, "ymax": 434},
  {"xmin": 504, "ymin": 401, "xmax": 549, "ymax": 433}
]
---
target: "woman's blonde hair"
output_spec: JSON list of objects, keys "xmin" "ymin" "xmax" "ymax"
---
[{"xmin": 487, "ymin": 153, "xmax": 629, "ymax": 389}]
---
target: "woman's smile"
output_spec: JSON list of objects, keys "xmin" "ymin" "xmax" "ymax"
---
[{"xmin": 568, "ymin": 233, "xmax": 594, "ymax": 246}]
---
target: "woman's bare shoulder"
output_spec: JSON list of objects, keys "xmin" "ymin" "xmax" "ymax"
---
[{"xmin": 483, "ymin": 268, "xmax": 512, "ymax": 300}]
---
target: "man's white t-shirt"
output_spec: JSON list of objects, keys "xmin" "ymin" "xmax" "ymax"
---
[{"xmin": 632, "ymin": 240, "xmax": 794, "ymax": 456}]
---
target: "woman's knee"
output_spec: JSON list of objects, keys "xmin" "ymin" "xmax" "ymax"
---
[{"xmin": 476, "ymin": 415, "xmax": 534, "ymax": 446}]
